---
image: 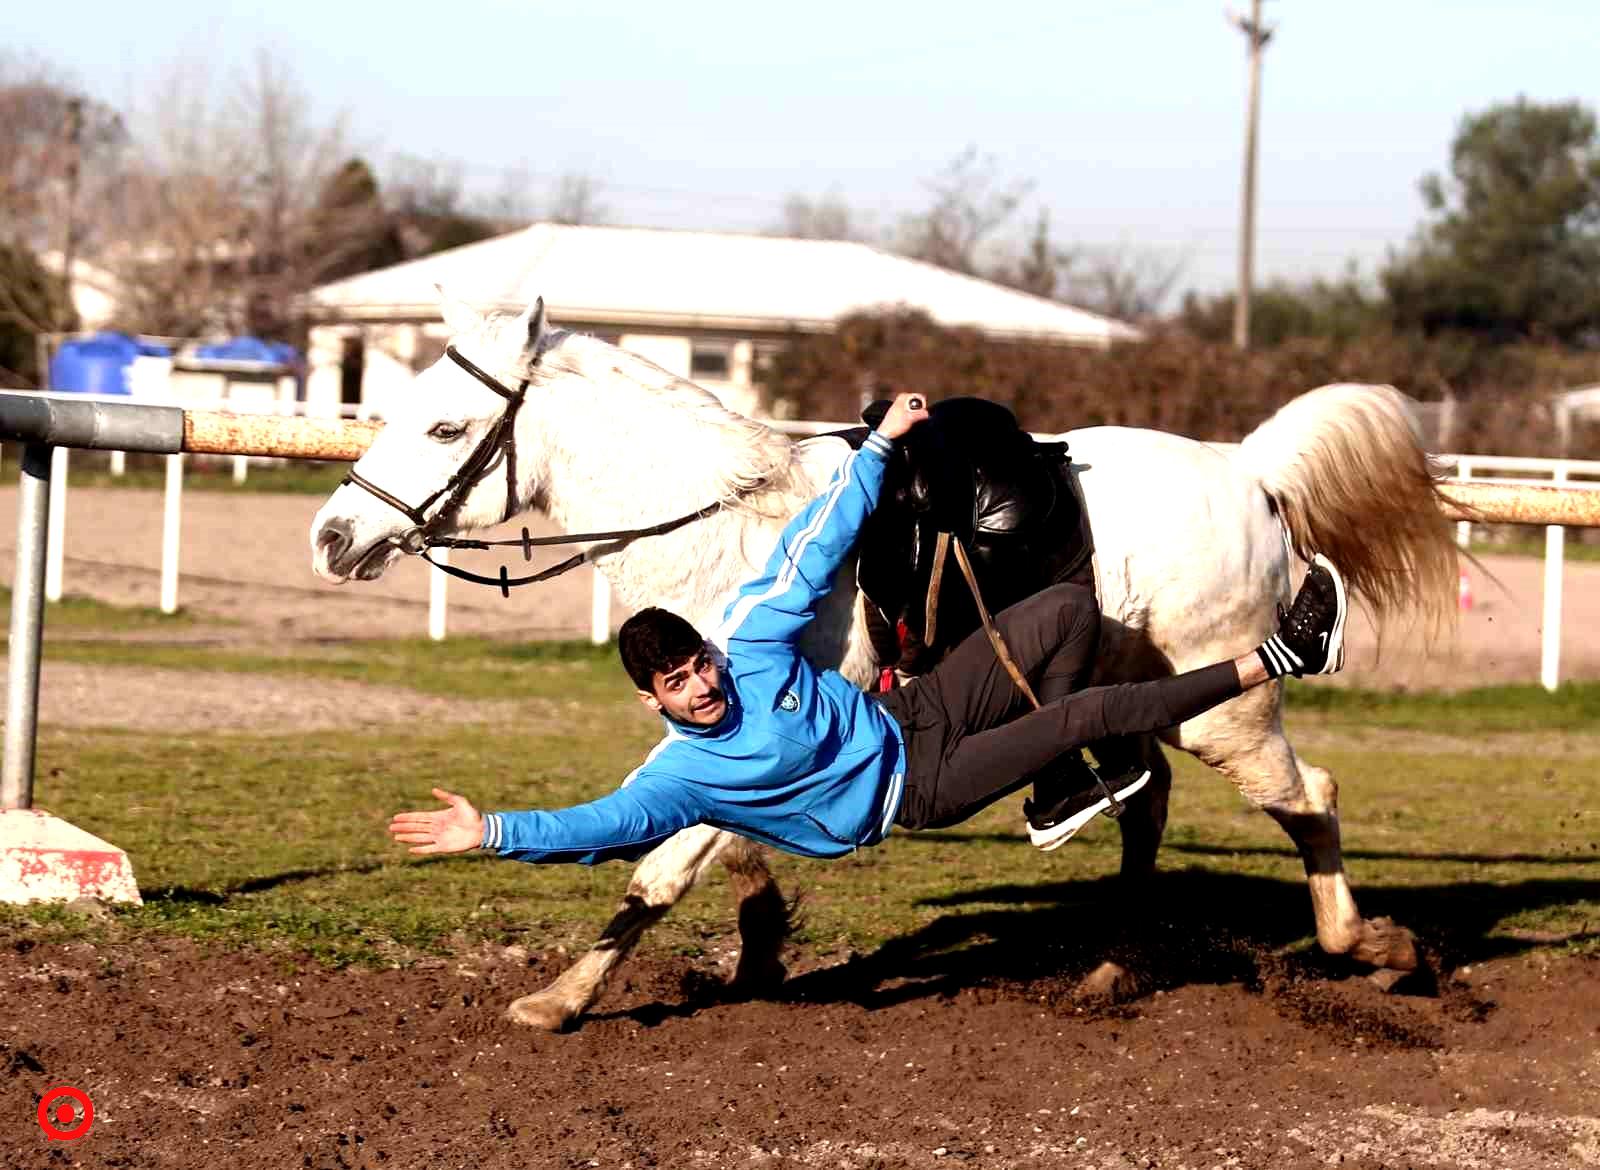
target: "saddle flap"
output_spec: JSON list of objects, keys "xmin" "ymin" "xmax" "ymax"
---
[{"xmin": 856, "ymin": 398, "xmax": 1093, "ymax": 673}]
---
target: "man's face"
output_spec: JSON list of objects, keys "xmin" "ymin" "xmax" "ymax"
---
[{"xmin": 639, "ymin": 646, "xmax": 727, "ymax": 727}]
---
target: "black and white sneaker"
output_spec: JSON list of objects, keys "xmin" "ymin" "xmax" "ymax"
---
[
  {"xmin": 1024, "ymin": 767, "xmax": 1151, "ymax": 852},
  {"xmin": 1259, "ymin": 553, "xmax": 1348, "ymax": 677}
]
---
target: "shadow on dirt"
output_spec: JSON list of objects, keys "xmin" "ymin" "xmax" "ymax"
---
[{"xmin": 635, "ymin": 867, "xmax": 1597, "ymax": 1046}]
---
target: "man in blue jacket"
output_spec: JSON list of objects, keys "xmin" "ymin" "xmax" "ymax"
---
[{"xmin": 390, "ymin": 394, "xmax": 1348, "ymax": 861}]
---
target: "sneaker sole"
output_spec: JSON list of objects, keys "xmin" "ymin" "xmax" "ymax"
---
[
  {"xmin": 1028, "ymin": 770, "xmax": 1152, "ymax": 852},
  {"xmin": 1311, "ymin": 553, "xmax": 1347, "ymax": 674}
]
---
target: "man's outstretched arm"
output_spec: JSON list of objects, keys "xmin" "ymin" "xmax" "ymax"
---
[
  {"xmin": 713, "ymin": 393, "xmax": 928, "ymax": 650},
  {"xmin": 389, "ymin": 773, "xmax": 704, "ymax": 866}
]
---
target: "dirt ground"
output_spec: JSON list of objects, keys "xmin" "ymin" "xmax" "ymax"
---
[
  {"xmin": 3, "ymin": 486, "xmax": 1599, "ymax": 1168},
  {"xmin": 1, "ymin": 933, "xmax": 1596, "ymax": 1170}
]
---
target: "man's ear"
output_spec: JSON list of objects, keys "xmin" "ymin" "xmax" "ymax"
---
[{"xmin": 636, "ymin": 689, "xmax": 662, "ymax": 713}]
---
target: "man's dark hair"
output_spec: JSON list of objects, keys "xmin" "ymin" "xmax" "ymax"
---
[{"xmin": 618, "ymin": 607, "xmax": 706, "ymax": 691}]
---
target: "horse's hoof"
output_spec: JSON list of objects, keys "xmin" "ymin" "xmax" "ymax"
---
[
  {"xmin": 1075, "ymin": 960, "xmax": 1141, "ymax": 1003},
  {"xmin": 1351, "ymin": 916, "xmax": 1419, "ymax": 973},
  {"xmin": 729, "ymin": 956, "xmax": 787, "ymax": 998},
  {"xmin": 505, "ymin": 991, "xmax": 579, "ymax": 1032}
]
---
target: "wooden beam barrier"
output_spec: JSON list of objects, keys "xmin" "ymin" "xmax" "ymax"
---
[
  {"xmin": 183, "ymin": 411, "xmax": 383, "ymax": 462},
  {"xmin": 179, "ymin": 409, "xmax": 1600, "ymax": 528},
  {"xmin": 1436, "ymin": 480, "xmax": 1600, "ymax": 529}
]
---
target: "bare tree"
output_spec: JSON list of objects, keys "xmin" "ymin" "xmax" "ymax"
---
[
  {"xmin": 385, "ymin": 154, "xmax": 501, "ymax": 254},
  {"xmin": 477, "ymin": 162, "xmax": 538, "ymax": 229},
  {"xmin": 896, "ymin": 147, "xmax": 1032, "ymax": 274},
  {"xmin": 1059, "ymin": 244, "xmax": 1188, "ymax": 321},
  {"xmin": 547, "ymin": 173, "xmax": 608, "ymax": 226},
  {"xmin": 990, "ymin": 209, "xmax": 1072, "ymax": 298},
  {"xmin": 95, "ymin": 48, "xmax": 366, "ymax": 337},
  {"xmin": 772, "ymin": 191, "xmax": 866, "ymax": 241},
  {"xmin": 0, "ymin": 54, "xmax": 124, "ymax": 249},
  {"xmin": 0, "ymin": 53, "xmax": 126, "ymax": 337}
]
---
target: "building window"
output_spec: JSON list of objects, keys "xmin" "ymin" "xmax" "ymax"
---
[
  {"xmin": 340, "ymin": 336, "xmax": 365, "ymax": 408},
  {"xmin": 690, "ymin": 340, "xmax": 732, "ymax": 381}
]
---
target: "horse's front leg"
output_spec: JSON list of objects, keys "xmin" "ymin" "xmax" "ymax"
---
[
  {"xmin": 721, "ymin": 835, "xmax": 793, "ymax": 994},
  {"xmin": 1092, "ymin": 734, "xmax": 1172, "ymax": 880},
  {"xmin": 505, "ymin": 824, "xmax": 739, "ymax": 1031},
  {"xmin": 1177, "ymin": 686, "xmax": 1418, "ymax": 974}
]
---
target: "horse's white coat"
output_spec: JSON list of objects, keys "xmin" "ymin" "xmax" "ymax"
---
[{"xmin": 311, "ymin": 297, "xmax": 1452, "ymax": 1028}]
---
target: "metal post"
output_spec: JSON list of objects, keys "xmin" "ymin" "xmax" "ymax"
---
[
  {"xmin": 1455, "ymin": 458, "xmax": 1472, "ymax": 549},
  {"xmin": 1540, "ymin": 469, "xmax": 1568, "ymax": 692},
  {"xmin": 44, "ymin": 446, "xmax": 67, "ymax": 602},
  {"xmin": 428, "ymin": 549, "xmax": 448, "ymax": 641},
  {"xmin": 3, "ymin": 445, "xmax": 53, "ymax": 810},
  {"xmin": 591, "ymin": 570, "xmax": 611, "ymax": 645},
  {"xmin": 161, "ymin": 454, "xmax": 183, "ymax": 614}
]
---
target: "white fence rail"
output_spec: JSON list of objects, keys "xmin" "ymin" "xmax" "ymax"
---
[{"xmin": 1436, "ymin": 453, "xmax": 1600, "ymax": 692}]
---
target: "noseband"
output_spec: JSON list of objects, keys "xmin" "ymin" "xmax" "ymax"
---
[{"xmin": 341, "ymin": 343, "xmax": 728, "ymax": 596}]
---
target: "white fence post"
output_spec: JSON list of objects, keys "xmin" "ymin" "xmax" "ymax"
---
[
  {"xmin": 1540, "ymin": 468, "xmax": 1568, "ymax": 693},
  {"xmin": 590, "ymin": 571, "xmax": 611, "ymax": 646},
  {"xmin": 161, "ymin": 454, "xmax": 183, "ymax": 614},
  {"xmin": 44, "ymin": 447, "xmax": 67, "ymax": 602},
  {"xmin": 109, "ymin": 450, "xmax": 125, "ymax": 477},
  {"xmin": 232, "ymin": 455, "xmax": 248, "ymax": 484},
  {"xmin": 428, "ymin": 550, "xmax": 448, "ymax": 641}
]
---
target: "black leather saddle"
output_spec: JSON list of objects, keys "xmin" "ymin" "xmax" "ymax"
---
[{"xmin": 843, "ymin": 397, "xmax": 1094, "ymax": 677}]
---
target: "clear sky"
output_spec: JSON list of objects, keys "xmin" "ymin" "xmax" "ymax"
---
[{"xmin": 16, "ymin": 0, "xmax": 1599, "ymax": 299}]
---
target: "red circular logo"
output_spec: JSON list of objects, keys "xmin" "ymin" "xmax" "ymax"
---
[{"xmin": 37, "ymin": 1086, "xmax": 93, "ymax": 1141}]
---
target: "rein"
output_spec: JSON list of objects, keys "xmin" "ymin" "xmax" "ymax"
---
[
  {"xmin": 341, "ymin": 342, "xmax": 729, "ymax": 596},
  {"xmin": 418, "ymin": 503, "xmax": 725, "ymax": 597}
]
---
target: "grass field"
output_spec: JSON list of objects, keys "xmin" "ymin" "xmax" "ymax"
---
[{"xmin": 4, "ymin": 593, "xmax": 1596, "ymax": 970}]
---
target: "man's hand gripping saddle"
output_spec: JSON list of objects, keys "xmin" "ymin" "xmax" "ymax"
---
[{"xmin": 849, "ymin": 397, "xmax": 1094, "ymax": 684}]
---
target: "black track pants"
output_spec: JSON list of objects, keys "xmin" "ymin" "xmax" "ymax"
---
[{"xmin": 878, "ymin": 583, "xmax": 1243, "ymax": 830}]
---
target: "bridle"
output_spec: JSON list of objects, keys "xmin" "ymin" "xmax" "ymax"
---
[
  {"xmin": 340, "ymin": 342, "xmax": 727, "ymax": 596},
  {"xmin": 343, "ymin": 345, "xmax": 527, "ymax": 552}
]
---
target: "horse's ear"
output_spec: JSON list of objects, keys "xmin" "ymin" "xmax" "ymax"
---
[
  {"xmin": 435, "ymin": 284, "xmax": 484, "ymax": 336},
  {"xmin": 519, "ymin": 296, "xmax": 552, "ymax": 359}
]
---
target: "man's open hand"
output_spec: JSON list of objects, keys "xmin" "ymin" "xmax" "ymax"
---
[
  {"xmin": 389, "ymin": 787, "xmax": 485, "ymax": 855},
  {"xmin": 874, "ymin": 392, "xmax": 931, "ymax": 440}
]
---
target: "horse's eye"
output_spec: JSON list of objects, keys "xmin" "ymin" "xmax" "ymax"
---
[{"xmin": 428, "ymin": 421, "xmax": 465, "ymax": 442}]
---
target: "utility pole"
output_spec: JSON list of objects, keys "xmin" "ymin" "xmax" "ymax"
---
[{"xmin": 1231, "ymin": 0, "xmax": 1273, "ymax": 350}]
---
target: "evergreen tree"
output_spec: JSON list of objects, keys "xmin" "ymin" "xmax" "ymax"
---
[{"xmin": 1382, "ymin": 98, "xmax": 1600, "ymax": 344}]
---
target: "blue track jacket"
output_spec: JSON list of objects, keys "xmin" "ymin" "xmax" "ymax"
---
[{"xmin": 482, "ymin": 430, "xmax": 907, "ymax": 864}]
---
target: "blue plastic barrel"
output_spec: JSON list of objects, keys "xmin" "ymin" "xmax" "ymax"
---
[
  {"xmin": 48, "ymin": 332, "xmax": 140, "ymax": 394},
  {"xmin": 195, "ymin": 336, "xmax": 295, "ymax": 363}
]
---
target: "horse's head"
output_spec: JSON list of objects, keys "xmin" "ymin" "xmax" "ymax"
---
[{"xmin": 310, "ymin": 291, "xmax": 560, "ymax": 582}]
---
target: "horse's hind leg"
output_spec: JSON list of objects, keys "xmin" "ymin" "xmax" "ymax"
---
[
  {"xmin": 506, "ymin": 825, "xmax": 744, "ymax": 1031},
  {"xmin": 1173, "ymin": 684, "xmax": 1417, "ymax": 972}
]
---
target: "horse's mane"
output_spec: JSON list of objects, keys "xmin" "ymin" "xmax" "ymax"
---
[{"xmin": 483, "ymin": 313, "xmax": 813, "ymax": 520}]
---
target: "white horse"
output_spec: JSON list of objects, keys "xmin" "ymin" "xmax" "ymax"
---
[{"xmin": 310, "ymin": 294, "xmax": 1457, "ymax": 1031}]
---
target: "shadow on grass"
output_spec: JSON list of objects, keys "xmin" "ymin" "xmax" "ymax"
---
[
  {"xmin": 147, "ymin": 859, "xmax": 402, "ymax": 904},
  {"xmin": 910, "ymin": 831, "xmax": 1600, "ymax": 868}
]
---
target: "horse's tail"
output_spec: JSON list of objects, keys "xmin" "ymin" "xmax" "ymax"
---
[{"xmin": 1235, "ymin": 382, "xmax": 1457, "ymax": 636}]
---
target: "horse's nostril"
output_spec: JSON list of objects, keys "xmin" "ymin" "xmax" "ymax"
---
[{"xmin": 318, "ymin": 519, "xmax": 353, "ymax": 563}]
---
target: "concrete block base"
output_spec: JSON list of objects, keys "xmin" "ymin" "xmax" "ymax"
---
[{"xmin": 0, "ymin": 808, "xmax": 142, "ymax": 905}]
